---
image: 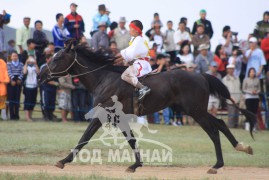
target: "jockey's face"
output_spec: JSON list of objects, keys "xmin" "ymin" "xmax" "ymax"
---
[{"xmin": 129, "ymin": 27, "xmax": 139, "ymax": 37}]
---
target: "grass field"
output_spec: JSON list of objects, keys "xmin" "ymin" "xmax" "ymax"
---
[{"xmin": 0, "ymin": 120, "xmax": 268, "ymax": 179}]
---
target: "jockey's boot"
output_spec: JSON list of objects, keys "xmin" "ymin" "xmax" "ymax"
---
[{"xmin": 138, "ymin": 86, "xmax": 151, "ymax": 101}]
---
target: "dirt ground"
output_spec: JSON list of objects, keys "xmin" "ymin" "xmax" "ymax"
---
[{"xmin": 0, "ymin": 165, "xmax": 268, "ymax": 180}]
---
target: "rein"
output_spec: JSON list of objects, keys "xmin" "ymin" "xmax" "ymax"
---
[{"xmin": 47, "ymin": 50, "xmax": 109, "ymax": 79}]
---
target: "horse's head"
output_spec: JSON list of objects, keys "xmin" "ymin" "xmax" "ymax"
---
[{"xmin": 38, "ymin": 40, "xmax": 75, "ymax": 84}]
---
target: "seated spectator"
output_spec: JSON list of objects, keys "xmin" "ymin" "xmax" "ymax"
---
[
  {"xmin": 7, "ymin": 51, "xmax": 24, "ymax": 120},
  {"xmin": 33, "ymin": 20, "xmax": 49, "ymax": 66},
  {"xmin": 91, "ymin": 22, "xmax": 109, "ymax": 51},
  {"xmin": 228, "ymin": 49, "xmax": 243, "ymax": 78},
  {"xmin": 91, "ymin": 4, "xmax": 111, "ymax": 36},
  {"xmin": 222, "ymin": 64, "xmax": 241, "ymax": 128},
  {"xmin": 174, "ymin": 21, "xmax": 191, "ymax": 52},
  {"xmin": 151, "ymin": 54, "xmax": 167, "ymax": 72},
  {"xmin": 6, "ymin": 40, "xmax": 16, "ymax": 58},
  {"xmin": 150, "ymin": 12, "xmax": 163, "ymax": 28},
  {"xmin": 177, "ymin": 41, "xmax": 194, "ymax": 65},
  {"xmin": 40, "ymin": 54, "xmax": 58, "ymax": 121},
  {"xmin": 242, "ymin": 68, "xmax": 260, "ymax": 131},
  {"xmin": 110, "ymin": 17, "xmax": 130, "ymax": 50},
  {"xmin": 107, "ymin": 21, "xmax": 118, "ymax": 39},
  {"xmin": 149, "ymin": 42, "xmax": 159, "ymax": 60},
  {"xmin": 186, "ymin": 62, "xmax": 195, "ymax": 72},
  {"xmin": 194, "ymin": 44, "xmax": 214, "ymax": 73},
  {"xmin": 219, "ymin": 25, "xmax": 238, "ymax": 56},
  {"xmin": 0, "ymin": 57, "xmax": 9, "ymax": 120},
  {"xmin": 109, "ymin": 41, "xmax": 119, "ymax": 56},
  {"xmin": 163, "ymin": 20, "xmax": 176, "ymax": 62},
  {"xmin": 180, "ymin": 17, "xmax": 191, "ymax": 33},
  {"xmin": 21, "ymin": 39, "xmax": 36, "ymax": 64},
  {"xmin": 53, "ymin": 13, "xmax": 70, "ymax": 53},
  {"xmin": 214, "ymin": 44, "xmax": 228, "ymax": 77},
  {"xmin": 146, "ymin": 22, "xmax": 165, "ymax": 53},
  {"xmin": 253, "ymin": 11, "xmax": 269, "ymax": 43},
  {"xmin": 58, "ymin": 75, "xmax": 75, "ymax": 122},
  {"xmin": 206, "ymin": 61, "xmax": 222, "ymax": 117},
  {"xmin": 192, "ymin": 24, "xmax": 210, "ymax": 57},
  {"xmin": 23, "ymin": 56, "xmax": 39, "ymax": 121}
]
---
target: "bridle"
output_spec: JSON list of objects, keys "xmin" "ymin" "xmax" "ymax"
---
[{"xmin": 46, "ymin": 50, "xmax": 108, "ymax": 79}]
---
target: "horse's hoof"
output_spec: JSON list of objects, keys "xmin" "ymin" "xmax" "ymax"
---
[
  {"xmin": 235, "ymin": 143, "xmax": 254, "ymax": 155},
  {"xmin": 125, "ymin": 167, "xmax": 135, "ymax": 173},
  {"xmin": 246, "ymin": 146, "xmax": 253, "ymax": 155},
  {"xmin": 207, "ymin": 168, "xmax": 218, "ymax": 174},
  {"xmin": 55, "ymin": 161, "xmax": 65, "ymax": 169}
]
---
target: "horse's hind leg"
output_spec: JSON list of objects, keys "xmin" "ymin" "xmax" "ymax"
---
[
  {"xmin": 193, "ymin": 113, "xmax": 224, "ymax": 174},
  {"xmin": 209, "ymin": 114, "xmax": 253, "ymax": 155},
  {"xmin": 55, "ymin": 118, "xmax": 102, "ymax": 169}
]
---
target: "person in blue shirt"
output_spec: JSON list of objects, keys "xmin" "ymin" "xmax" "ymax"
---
[
  {"xmin": 91, "ymin": 4, "xmax": 111, "ymax": 36},
  {"xmin": 53, "ymin": 13, "xmax": 70, "ymax": 52}
]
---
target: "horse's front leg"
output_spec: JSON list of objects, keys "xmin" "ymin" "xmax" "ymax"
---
[{"xmin": 55, "ymin": 118, "xmax": 102, "ymax": 169}]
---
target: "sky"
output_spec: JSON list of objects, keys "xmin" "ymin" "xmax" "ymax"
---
[{"xmin": 2, "ymin": 0, "xmax": 269, "ymax": 49}]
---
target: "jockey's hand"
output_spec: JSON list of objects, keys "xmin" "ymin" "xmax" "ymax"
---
[{"xmin": 114, "ymin": 54, "xmax": 124, "ymax": 66}]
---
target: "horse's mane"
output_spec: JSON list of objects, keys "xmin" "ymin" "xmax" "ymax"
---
[{"xmin": 74, "ymin": 43, "xmax": 128, "ymax": 73}]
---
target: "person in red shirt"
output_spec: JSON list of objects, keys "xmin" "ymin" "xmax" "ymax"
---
[
  {"xmin": 214, "ymin": 44, "xmax": 228, "ymax": 77},
  {"xmin": 261, "ymin": 32, "xmax": 269, "ymax": 73}
]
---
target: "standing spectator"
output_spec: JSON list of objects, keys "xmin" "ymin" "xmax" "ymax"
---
[
  {"xmin": 58, "ymin": 75, "xmax": 75, "ymax": 122},
  {"xmin": 206, "ymin": 61, "xmax": 222, "ymax": 117},
  {"xmin": 109, "ymin": 41, "xmax": 119, "ymax": 56},
  {"xmin": 7, "ymin": 51, "xmax": 24, "ymax": 120},
  {"xmin": 16, "ymin": 17, "xmax": 31, "ymax": 55},
  {"xmin": 64, "ymin": 3, "xmax": 85, "ymax": 42},
  {"xmin": 20, "ymin": 39, "xmax": 36, "ymax": 64},
  {"xmin": 180, "ymin": 17, "xmax": 191, "ymax": 33},
  {"xmin": 253, "ymin": 11, "xmax": 269, "ymax": 43},
  {"xmin": 177, "ymin": 42, "xmax": 194, "ymax": 66},
  {"xmin": 107, "ymin": 21, "xmax": 118, "ymax": 39},
  {"xmin": 0, "ymin": 10, "xmax": 11, "ymax": 56},
  {"xmin": 23, "ymin": 56, "xmax": 39, "ymax": 121},
  {"xmin": 146, "ymin": 22, "xmax": 165, "ymax": 53},
  {"xmin": 214, "ymin": 45, "xmax": 228, "ymax": 77},
  {"xmin": 110, "ymin": 17, "xmax": 130, "ymax": 51},
  {"xmin": 219, "ymin": 26, "xmax": 238, "ymax": 56},
  {"xmin": 53, "ymin": 13, "xmax": 70, "ymax": 53},
  {"xmin": 242, "ymin": 68, "xmax": 260, "ymax": 131},
  {"xmin": 91, "ymin": 4, "xmax": 111, "ymax": 36},
  {"xmin": 151, "ymin": 12, "xmax": 163, "ymax": 28},
  {"xmin": 72, "ymin": 77, "xmax": 88, "ymax": 122},
  {"xmin": 40, "ymin": 54, "xmax": 58, "ymax": 121},
  {"xmin": 33, "ymin": 20, "xmax": 49, "ymax": 67},
  {"xmin": 174, "ymin": 21, "xmax": 191, "ymax": 52},
  {"xmin": 192, "ymin": 24, "xmax": 210, "ymax": 57},
  {"xmin": 0, "ymin": 57, "xmax": 9, "ymax": 120},
  {"xmin": 243, "ymin": 37, "xmax": 266, "ymax": 91},
  {"xmin": 222, "ymin": 64, "xmax": 241, "ymax": 128},
  {"xmin": 261, "ymin": 32, "xmax": 269, "ymax": 73},
  {"xmin": 91, "ymin": 22, "xmax": 109, "ymax": 51},
  {"xmin": 228, "ymin": 49, "xmax": 243, "ymax": 78},
  {"xmin": 194, "ymin": 43, "xmax": 214, "ymax": 73},
  {"xmin": 163, "ymin": 21, "xmax": 176, "ymax": 62},
  {"xmin": 192, "ymin": 9, "xmax": 214, "ymax": 39}
]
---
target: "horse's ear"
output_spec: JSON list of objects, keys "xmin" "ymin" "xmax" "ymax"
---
[{"xmin": 64, "ymin": 38, "xmax": 75, "ymax": 52}]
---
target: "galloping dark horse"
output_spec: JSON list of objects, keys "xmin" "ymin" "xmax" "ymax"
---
[{"xmin": 39, "ymin": 42, "xmax": 255, "ymax": 174}]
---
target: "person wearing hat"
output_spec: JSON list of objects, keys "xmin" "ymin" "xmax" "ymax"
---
[
  {"xmin": 206, "ymin": 61, "xmax": 222, "ymax": 117},
  {"xmin": 243, "ymin": 37, "xmax": 266, "ymax": 92},
  {"xmin": 192, "ymin": 9, "xmax": 214, "ymax": 39},
  {"xmin": 23, "ymin": 55, "xmax": 40, "ymax": 121},
  {"xmin": 91, "ymin": 22, "xmax": 109, "ymax": 51},
  {"xmin": 253, "ymin": 11, "xmax": 269, "ymax": 43},
  {"xmin": 91, "ymin": 4, "xmax": 111, "ymax": 36},
  {"xmin": 64, "ymin": 3, "xmax": 85, "ymax": 42},
  {"xmin": 194, "ymin": 43, "xmax": 214, "ymax": 73},
  {"xmin": 192, "ymin": 23, "xmax": 210, "ymax": 57},
  {"xmin": 222, "ymin": 64, "xmax": 241, "ymax": 128},
  {"xmin": 114, "ymin": 20, "xmax": 152, "ymax": 101},
  {"xmin": 219, "ymin": 25, "xmax": 238, "ymax": 56},
  {"xmin": 110, "ymin": 17, "xmax": 131, "ymax": 50}
]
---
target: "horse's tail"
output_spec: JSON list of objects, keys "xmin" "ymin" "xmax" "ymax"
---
[{"xmin": 202, "ymin": 73, "xmax": 256, "ymax": 140}]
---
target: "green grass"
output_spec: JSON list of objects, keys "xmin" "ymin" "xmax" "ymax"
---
[{"xmin": 0, "ymin": 121, "xmax": 268, "ymax": 168}]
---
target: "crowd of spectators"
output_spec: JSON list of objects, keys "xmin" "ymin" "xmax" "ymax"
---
[{"xmin": 0, "ymin": 4, "xmax": 268, "ymax": 130}]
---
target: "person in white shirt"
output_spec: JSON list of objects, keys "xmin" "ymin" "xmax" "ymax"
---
[
  {"xmin": 114, "ymin": 20, "xmax": 152, "ymax": 101},
  {"xmin": 219, "ymin": 26, "xmax": 238, "ymax": 56},
  {"xmin": 174, "ymin": 21, "xmax": 191, "ymax": 51},
  {"xmin": 177, "ymin": 42, "xmax": 194, "ymax": 66}
]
